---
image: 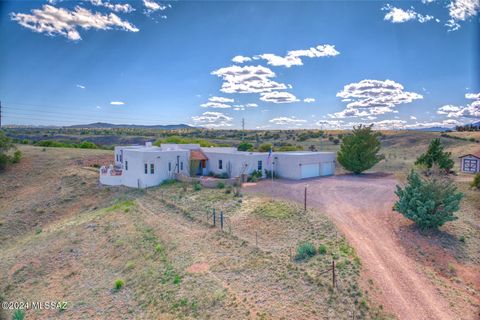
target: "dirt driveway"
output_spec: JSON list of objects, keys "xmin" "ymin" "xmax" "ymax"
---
[{"xmin": 245, "ymin": 174, "xmax": 457, "ymax": 320}]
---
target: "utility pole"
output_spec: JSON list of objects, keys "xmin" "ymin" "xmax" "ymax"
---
[
  {"xmin": 0, "ymin": 100, "xmax": 2, "ymax": 128},
  {"xmin": 241, "ymin": 118, "xmax": 245, "ymax": 141}
]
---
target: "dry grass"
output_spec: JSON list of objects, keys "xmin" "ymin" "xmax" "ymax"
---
[{"xmin": 0, "ymin": 145, "xmax": 388, "ymax": 319}]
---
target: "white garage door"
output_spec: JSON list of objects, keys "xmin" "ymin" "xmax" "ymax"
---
[
  {"xmin": 301, "ymin": 163, "xmax": 320, "ymax": 179},
  {"xmin": 320, "ymin": 162, "xmax": 334, "ymax": 176}
]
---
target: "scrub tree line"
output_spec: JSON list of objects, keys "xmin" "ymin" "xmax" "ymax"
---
[
  {"xmin": 336, "ymin": 125, "xmax": 464, "ymax": 230},
  {"xmin": 0, "ymin": 130, "xmax": 22, "ymax": 171}
]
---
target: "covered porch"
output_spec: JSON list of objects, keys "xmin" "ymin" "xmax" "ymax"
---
[{"xmin": 189, "ymin": 149, "xmax": 209, "ymax": 177}]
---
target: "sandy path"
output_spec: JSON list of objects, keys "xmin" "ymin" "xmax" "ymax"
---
[{"xmin": 245, "ymin": 174, "xmax": 457, "ymax": 320}]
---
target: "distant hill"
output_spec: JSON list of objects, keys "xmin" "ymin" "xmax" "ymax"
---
[
  {"xmin": 67, "ymin": 122, "xmax": 193, "ymax": 130},
  {"xmin": 410, "ymin": 127, "xmax": 451, "ymax": 132}
]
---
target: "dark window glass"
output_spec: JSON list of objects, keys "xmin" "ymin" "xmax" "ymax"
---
[
  {"xmin": 169, "ymin": 162, "xmax": 172, "ymax": 171},
  {"xmin": 144, "ymin": 163, "xmax": 148, "ymax": 174},
  {"xmin": 219, "ymin": 160, "xmax": 223, "ymax": 170},
  {"xmin": 150, "ymin": 163, "xmax": 154, "ymax": 174},
  {"xmin": 125, "ymin": 161, "xmax": 128, "ymax": 170},
  {"xmin": 258, "ymin": 160, "xmax": 262, "ymax": 171}
]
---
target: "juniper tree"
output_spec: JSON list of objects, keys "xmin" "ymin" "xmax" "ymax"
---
[
  {"xmin": 394, "ymin": 170, "xmax": 463, "ymax": 230},
  {"xmin": 337, "ymin": 124, "xmax": 384, "ymax": 174},
  {"xmin": 415, "ymin": 138, "xmax": 454, "ymax": 173}
]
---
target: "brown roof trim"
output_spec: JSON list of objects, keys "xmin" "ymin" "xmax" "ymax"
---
[
  {"xmin": 459, "ymin": 152, "xmax": 480, "ymax": 159},
  {"xmin": 190, "ymin": 149, "xmax": 208, "ymax": 161}
]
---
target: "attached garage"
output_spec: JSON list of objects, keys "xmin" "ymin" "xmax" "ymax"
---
[
  {"xmin": 301, "ymin": 163, "xmax": 320, "ymax": 179},
  {"xmin": 274, "ymin": 152, "xmax": 336, "ymax": 180},
  {"xmin": 320, "ymin": 161, "xmax": 335, "ymax": 176}
]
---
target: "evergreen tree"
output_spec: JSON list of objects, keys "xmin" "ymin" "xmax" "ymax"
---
[
  {"xmin": 337, "ymin": 124, "xmax": 384, "ymax": 174},
  {"xmin": 394, "ymin": 170, "xmax": 463, "ymax": 230},
  {"xmin": 415, "ymin": 138, "xmax": 454, "ymax": 173}
]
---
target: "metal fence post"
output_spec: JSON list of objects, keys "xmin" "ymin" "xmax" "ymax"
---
[{"xmin": 213, "ymin": 208, "xmax": 216, "ymax": 227}]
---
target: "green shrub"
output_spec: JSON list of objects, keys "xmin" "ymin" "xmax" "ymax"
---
[
  {"xmin": 12, "ymin": 310, "xmax": 25, "ymax": 320},
  {"xmin": 193, "ymin": 182, "xmax": 201, "ymax": 191},
  {"xmin": 12, "ymin": 150, "xmax": 22, "ymax": 163},
  {"xmin": 471, "ymin": 173, "xmax": 480, "ymax": 189},
  {"xmin": 337, "ymin": 124, "xmax": 384, "ymax": 174},
  {"xmin": 295, "ymin": 242, "xmax": 316, "ymax": 261},
  {"xmin": 318, "ymin": 244, "xmax": 327, "ymax": 255},
  {"xmin": 394, "ymin": 170, "xmax": 464, "ymax": 229},
  {"xmin": 237, "ymin": 142, "xmax": 253, "ymax": 151},
  {"xmin": 173, "ymin": 274, "xmax": 182, "ymax": 284},
  {"xmin": 217, "ymin": 182, "xmax": 225, "ymax": 189},
  {"xmin": 114, "ymin": 279, "xmax": 124, "ymax": 290},
  {"xmin": 415, "ymin": 138, "xmax": 454, "ymax": 173},
  {"xmin": 258, "ymin": 143, "xmax": 273, "ymax": 152},
  {"xmin": 264, "ymin": 169, "xmax": 278, "ymax": 179}
]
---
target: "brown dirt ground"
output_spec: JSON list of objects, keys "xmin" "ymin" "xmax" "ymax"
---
[{"xmin": 245, "ymin": 174, "xmax": 480, "ymax": 320}]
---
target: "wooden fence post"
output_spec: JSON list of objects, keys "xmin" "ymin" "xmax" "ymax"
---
[
  {"xmin": 213, "ymin": 208, "xmax": 216, "ymax": 227},
  {"xmin": 220, "ymin": 211, "xmax": 224, "ymax": 230},
  {"xmin": 304, "ymin": 187, "xmax": 307, "ymax": 211},
  {"xmin": 332, "ymin": 259, "xmax": 336, "ymax": 289}
]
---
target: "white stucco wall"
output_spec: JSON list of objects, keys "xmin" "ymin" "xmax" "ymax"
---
[
  {"xmin": 122, "ymin": 149, "xmax": 189, "ymax": 188},
  {"xmin": 203, "ymin": 150, "xmax": 267, "ymax": 178}
]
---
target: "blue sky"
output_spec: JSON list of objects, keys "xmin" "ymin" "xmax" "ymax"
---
[{"xmin": 0, "ymin": 0, "xmax": 479, "ymax": 129}]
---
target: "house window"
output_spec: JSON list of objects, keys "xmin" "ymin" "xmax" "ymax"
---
[
  {"xmin": 125, "ymin": 161, "xmax": 128, "ymax": 170},
  {"xmin": 258, "ymin": 160, "xmax": 262, "ymax": 171},
  {"xmin": 144, "ymin": 163, "xmax": 148, "ymax": 174},
  {"xmin": 219, "ymin": 160, "xmax": 223, "ymax": 170},
  {"xmin": 116, "ymin": 154, "xmax": 118, "ymax": 162},
  {"xmin": 180, "ymin": 162, "xmax": 184, "ymax": 170},
  {"xmin": 150, "ymin": 163, "xmax": 154, "ymax": 174},
  {"xmin": 168, "ymin": 162, "xmax": 172, "ymax": 171}
]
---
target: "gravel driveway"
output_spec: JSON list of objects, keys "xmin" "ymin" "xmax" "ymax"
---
[{"xmin": 244, "ymin": 174, "xmax": 456, "ymax": 320}]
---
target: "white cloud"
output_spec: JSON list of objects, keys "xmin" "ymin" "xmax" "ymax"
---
[
  {"xmin": 465, "ymin": 92, "xmax": 480, "ymax": 99},
  {"xmin": 110, "ymin": 101, "xmax": 125, "ymax": 105},
  {"xmin": 76, "ymin": 84, "xmax": 85, "ymax": 89},
  {"xmin": 232, "ymin": 55, "xmax": 252, "ymax": 64},
  {"xmin": 316, "ymin": 120, "xmax": 344, "ymax": 128},
  {"xmin": 303, "ymin": 98, "xmax": 315, "ymax": 103},
  {"xmin": 191, "ymin": 111, "xmax": 233, "ymax": 128},
  {"xmin": 437, "ymin": 93, "xmax": 480, "ymax": 118},
  {"xmin": 10, "ymin": 4, "xmax": 139, "ymax": 41},
  {"xmin": 446, "ymin": 0, "xmax": 480, "ymax": 30},
  {"xmin": 383, "ymin": 5, "xmax": 435, "ymax": 23},
  {"xmin": 208, "ymin": 96, "xmax": 234, "ymax": 103},
  {"xmin": 89, "ymin": 0, "xmax": 134, "ymax": 13},
  {"xmin": 410, "ymin": 115, "xmax": 417, "ymax": 120},
  {"xmin": 331, "ymin": 79, "xmax": 423, "ymax": 118},
  {"xmin": 372, "ymin": 119, "xmax": 407, "ymax": 129},
  {"xmin": 260, "ymin": 91, "xmax": 299, "ymax": 104},
  {"xmin": 200, "ymin": 96, "xmax": 234, "ymax": 108},
  {"xmin": 211, "ymin": 65, "xmax": 288, "ymax": 94},
  {"xmin": 255, "ymin": 44, "xmax": 339, "ymax": 68},
  {"xmin": 405, "ymin": 119, "xmax": 462, "ymax": 129},
  {"xmin": 96, "ymin": 106, "xmax": 102, "ymax": 109},
  {"xmin": 143, "ymin": 0, "xmax": 169, "ymax": 13},
  {"xmin": 268, "ymin": 116, "xmax": 307, "ymax": 125}
]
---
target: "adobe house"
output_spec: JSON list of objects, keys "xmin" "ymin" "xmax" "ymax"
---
[
  {"xmin": 459, "ymin": 151, "xmax": 480, "ymax": 173},
  {"xmin": 100, "ymin": 142, "xmax": 336, "ymax": 188}
]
